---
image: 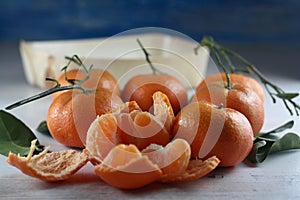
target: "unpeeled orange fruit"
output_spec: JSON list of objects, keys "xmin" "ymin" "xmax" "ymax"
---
[
  {"xmin": 47, "ymin": 88, "xmax": 123, "ymax": 148},
  {"xmin": 52, "ymin": 68, "xmax": 120, "ymax": 99},
  {"xmin": 122, "ymin": 74, "xmax": 188, "ymax": 115},
  {"xmin": 198, "ymin": 73, "xmax": 264, "ymax": 102},
  {"xmin": 172, "ymin": 101, "xmax": 253, "ymax": 167},
  {"xmin": 192, "ymin": 74, "xmax": 264, "ymax": 136}
]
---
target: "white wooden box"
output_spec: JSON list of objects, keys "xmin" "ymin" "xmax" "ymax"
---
[{"xmin": 19, "ymin": 33, "xmax": 209, "ymax": 89}]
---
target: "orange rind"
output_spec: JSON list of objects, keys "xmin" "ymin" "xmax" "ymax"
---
[
  {"xmin": 159, "ymin": 156, "xmax": 220, "ymax": 183},
  {"xmin": 6, "ymin": 140, "xmax": 89, "ymax": 182}
]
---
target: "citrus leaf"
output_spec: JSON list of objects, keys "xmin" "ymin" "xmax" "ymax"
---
[
  {"xmin": 275, "ymin": 93, "xmax": 299, "ymax": 100},
  {"xmin": 36, "ymin": 120, "xmax": 52, "ymax": 137},
  {"xmin": 269, "ymin": 133, "xmax": 300, "ymax": 154},
  {"xmin": 249, "ymin": 133, "xmax": 300, "ymax": 163},
  {"xmin": 0, "ymin": 110, "xmax": 41, "ymax": 157},
  {"xmin": 256, "ymin": 120, "xmax": 294, "ymax": 138},
  {"xmin": 247, "ymin": 140, "xmax": 267, "ymax": 163}
]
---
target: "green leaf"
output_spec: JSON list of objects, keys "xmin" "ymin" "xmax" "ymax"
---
[
  {"xmin": 0, "ymin": 110, "xmax": 41, "ymax": 157},
  {"xmin": 36, "ymin": 121, "xmax": 52, "ymax": 136},
  {"xmin": 256, "ymin": 120, "xmax": 294, "ymax": 138},
  {"xmin": 249, "ymin": 132, "xmax": 300, "ymax": 163},
  {"xmin": 247, "ymin": 140, "xmax": 267, "ymax": 163},
  {"xmin": 269, "ymin": 133, "xmax": 300, "ymax": 154},
  {"xmin": 275, "ymin": 93, "xmax": 299, "ymax": 100}
]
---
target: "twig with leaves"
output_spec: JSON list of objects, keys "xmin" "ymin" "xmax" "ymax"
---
[
  {"xmin": 5, "ymin": 55, "xmax": 92, "ymax": 110},
  {"xmin": 195, "ymin": 36, "xmax": 300, "ymax": 116}
]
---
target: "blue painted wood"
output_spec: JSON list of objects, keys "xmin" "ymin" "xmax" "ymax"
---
[{"xmin": 0, "ymin": 0, "xmax": 299, "ymax": 44}]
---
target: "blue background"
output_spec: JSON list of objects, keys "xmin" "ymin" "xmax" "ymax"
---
[
  {"xmin": 0, "ymin": 0, "xmax": 299, "ymax": 79},
  {"xmin": 0, "ymin": 0, "xmax": 299, "ymax": 45}
]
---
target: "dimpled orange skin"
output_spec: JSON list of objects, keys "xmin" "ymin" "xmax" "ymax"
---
[
  {"xmin": 47, "ymin": 88, "xmax": 123, "ymax": 148},
  {"xmin": 122, "ymin": 74, "xmax": 188, "ymax": 115},
  {"xmin": 192, "ymin": 79, "xmax": 264, "ymax": 136},
  {"xmin": 52, "ymin": 68, "xmax": 120, "ymax": 99},
  {"xmin": 172, "ymin": 101, "xmax": 254, "ymax": 167},
  {"xmin": 198, "ymin": 73, "xmax": 265, "ymax": 103}
]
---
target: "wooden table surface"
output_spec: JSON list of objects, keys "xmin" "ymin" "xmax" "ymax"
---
[{"xmin": 0, "ymin": 42, "xmax": 299, "ymax": 200}]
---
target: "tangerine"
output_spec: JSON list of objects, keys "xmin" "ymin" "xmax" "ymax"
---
[
  {"xmin": 198, "ymin": 72, "xmax": 264, "ymax": 102},
  {"xmin": 122, "ymin": 74, "xmax": 188, "ymax": 115},
  {"xmin": 172, "ymin": 101, "xmax": 254, "ymax": 167},
  {"xmin": 47, "ymin": 88, "xmax": 123, "ymax": 148},
  {"xmin": 192, "ymin": 74, "xmax": 264, "ymax": 136},
  {"xmin": 52, "ymin": 68, "xmax": 120, "ymax": 99}
]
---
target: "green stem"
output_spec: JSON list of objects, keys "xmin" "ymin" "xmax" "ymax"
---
[
  {"xmin": 136, "ymin": 38, "xmax": 163, "ymax": 75},
  {"xmin": 196, "ymin": 36, "xmax": 300, "ymax": 116},
  {"xmin": 200, "ymin": 37, "xmax": 232, "ymax": 89},
  {"xmin": 5, "ymin": 84, "xmax": 91, "ymax": 110},
  {"xmin": 5, "ymin": 55, "xmax": 93, "ymax": 110},
  {"xmin": 221, "ymin": 46, "xmax": 299, "ymax": 115}
]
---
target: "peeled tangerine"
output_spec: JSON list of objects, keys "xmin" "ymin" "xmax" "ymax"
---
[{"xmin": 85, "ymin": 91, "xmax": 175, "ymax": 163}]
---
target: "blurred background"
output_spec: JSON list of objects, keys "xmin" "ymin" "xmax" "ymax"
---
[{"xmin": 0, "ymin": 0, "xmax": 299, "ymax": 78}]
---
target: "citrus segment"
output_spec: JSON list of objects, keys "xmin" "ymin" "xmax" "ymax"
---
[
  {"xmin": 116, "ymin": 111, "xmax": 170, "ymax": 150},
  {"xmin": 6, "ymin": 140, "xmax": 88, "ymax": 182},
  {"xmin": 85, "ymin": 114, "xmax": 119, "ymax": 163},
  {"xmin": 142, "ymin": 139, "xmax": 191, "ymax": 176},
  {"xmin": 159, "ymin": 156, "xmax": 220, "ymax": 182},
  {"xmin": 94, "ymin": 144, "xmax": 162, "ymax": 189},
  {"xmin": 152, "ymin": 91, "xmax": 175, "ymax": 133}
]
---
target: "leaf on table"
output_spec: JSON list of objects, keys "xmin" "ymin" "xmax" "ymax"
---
[
  {"xmin": 256, "ymin": 120, "xmax": 294, "ymax": 138},
  {"xmin": 36, "ymin": 120, "xmax": 52, "ymax": 137},
  {"xmin": 269, "ymin": 133, "xmax": 300, "ymax": 154},
  {"xmin": 248, "ymin": 120, "xmax": 300, "ymax": 163},
  {"xmin": 0, "ymin": 110, "xmax": 43, "ymax": 157},
  {"xmin": 249, "ymin": 132, "xmax": 300, "ymax": 163}
]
